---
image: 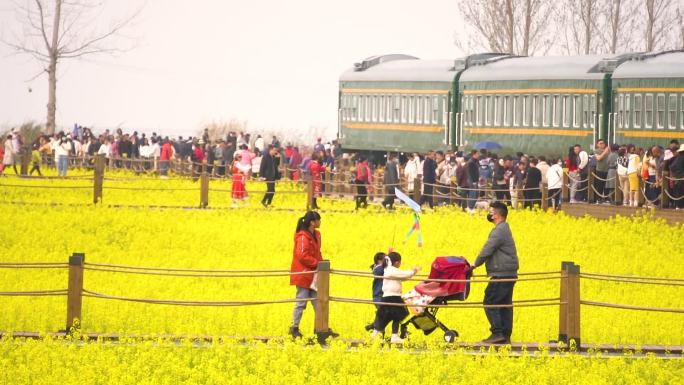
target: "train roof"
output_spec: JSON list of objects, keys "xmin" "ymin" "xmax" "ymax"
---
[
  {"xmin": 612, "ymin": 50, "xmax": 684, "ymax": 79},
  {"xmin": 459, "ymin": 55, "xmax": 608, "ymax": 82},
  {"xmin": 340, "ymin": 53, "xmax": 509, "ymax": 83},
  {"xmin": 340, "ymin": 56, "xmax": 457, "ymax": 82}
]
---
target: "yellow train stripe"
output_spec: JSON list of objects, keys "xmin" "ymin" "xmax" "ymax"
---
[
  {"xmin": 466, "ymin": 127, "xmax": 592, "ymax": 136},
  {"xmin": 616, "ymin": 88, "xmax": 684, "ymax": 93},
  {"xmin": 341, "ymin": 88, "xmax": 449, "ymax": 95},
  {"xmin": 343, "ymin": 123, "xmax": 443, "ymax": 133},
  {"xmin": 616, "ymin": 130, "xmax": 684, "ymax": 138},
  {"xmin": 463, "ymin": 88, "xmax": 598, "ymax": 95}
]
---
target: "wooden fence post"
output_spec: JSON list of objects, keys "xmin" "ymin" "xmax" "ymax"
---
[
  {"xmin": 66, "ymin": 253, "xmax": 85, "ymax": 332},
  {"xmin": 314, "ymin": 260, "xmax": 331, "ymax": 343},
  {"xmin": 541, "ymin": 182, "xmax": 548, "ymax": 210},
  {"xmin": 587, "ymin": 171, "xmax": 595, "ymax": 203},
  {"xmin": 200, "ymin": 172, "xmax": 209, "ymax": 208},
  {"xmin": 558, "ymin": 261, "xmax": 581, "ymax": 347},
  {"xmin": 637, "ymin": 176, "xmax": 645, "ymax": 207},
  {"xmin": 615, "ymin": 179, "xmax": 622, "ymax": 206},
  {"xmin": 324, "ymin": 168, "xmax": 331, "ymax": 196},
  {"xmin": 20, "ymin": 147, "xmax": 31, "ymax": 175},
  {"xmin": 306, "ymin": 174, "xmax": 314, "ymax": 210},
  {"xmin": 562, "ymin": 171, "xmax": 569, "ymax": 202},
  {"xmin": 661, "ymin": 171, "xmax": 669, "ymax": 209},
  {"xmin": 413, "ymin": 177, "xmax": 421, "ymax": 204},
  {"xmin": 93, "ymin": 154, "xmax": 105, "ymax": 204}
]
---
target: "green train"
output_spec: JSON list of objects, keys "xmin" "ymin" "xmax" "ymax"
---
[{"xmin": 338, "ymin": 50, "xmax": 684, "ymax": 157}]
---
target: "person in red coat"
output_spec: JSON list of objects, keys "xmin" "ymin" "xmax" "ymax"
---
[
  {"xmin": 308, "ymin": 153, "xmax": 324, "ymax": 210},
  {"xmin": 289, "ymin": 211, "xmax": 338, "ymax": 339}
]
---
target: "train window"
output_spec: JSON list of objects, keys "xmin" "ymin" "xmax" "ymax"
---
[
  {"xmin": 401, "ymin": 96, "xmax": 407, "ymax": 123},
  {"xmin": 573, "ymin": 95, "xmax": 582, "ymax": 128},
  {"xmin": 582, "ymin": 95, "xmax": 589, "ymax": 127},
  {"xmin": 408, "ymin": 96, "xmax": 414, "ymax": 124},
  {"xmin": 667, "ymin": 94, "xmax": 677, "ymax": 129},
  {"xmin": 513, "ymin": 96, "xmax": 521, "ymax": 127},
  {"xmin": 564, "ymin": 95, "xmax": 571, "ymax": 127},
  {"xmin": 534, "ymin": 96, "xmax": 542, "ymax": 126},
  {"xmin": 616, "ymin": 95, "xmax": 624, "ymax": 129},
  {"xmin": 523, "ymin": 96, "xmax": 531, "ymax": 126},
  {"xmin": 393, "ymin": 95, "xmax": 400, "ymax": 123},
  {"xmin": 552, "ymin": 95, "xmax": 561, "ymax": 127},
  {"xmin": 634, "ymin": 94, "xmax": 642, "ymax": 128},
  {"xmin": 486, "ymin": 96, "xmax": 493, "ymax": 125},
  {"xmin": 624, "ymin": 94, "xmax": 631, "ymax": 129},
  {"xmin": 644, "ymin": 94, "xmax": 653, "ymax": 128},
  {"xmin": 442, "ymin": 96, "xmax": 448, "ymax": 126},
  {"xmin": 656, "ymin": 94, "xmax": 665, "ymax": 129},
  {"xmin": 505, "ymin": 96, "xmax": 513, "ymax": 126},
  {"xmin": 681, "ymin": 95, "xmax": 684, "ymax": 129},
  {"xmin": 360, "ymin": 95, "xmax": 365, "ymax": 122},
  {"xmin": 589, "ymin": 95, "xmax": 596, "ymax": 129},
  {"xmin": 477, "ymin": 96, "xmax": 483, "ymax": 125},
  {"xmin": 378, "ymin": 95, "xmax": 384, "ymax": 123},
  {"xmin": 493, "ymin": 96, "xmax": 501, "ymax": 126},
  {"xmin": 415, "ymin": 96, "xmax": 422, "ymax": 124},
  {"xmin": 464, "ymin": 96, "xmax": 471, "ymax": 126}
]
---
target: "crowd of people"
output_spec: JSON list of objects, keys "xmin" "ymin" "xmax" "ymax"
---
[
  {"xmin": 2, "ymin": 124, "xmax": 683, "ymax": 211},
  {"xmin": 379, "ymin": 139, "xmax": 684, "ymax": 212}
]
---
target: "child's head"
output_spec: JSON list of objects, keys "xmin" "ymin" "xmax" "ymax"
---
[
  {"xmin": 371, "ymin": 252, "xmax": 385, "ymax": 268},
  {"xmin": 383, "ymin": 251, "xmax": 402, "ymax": 268}
]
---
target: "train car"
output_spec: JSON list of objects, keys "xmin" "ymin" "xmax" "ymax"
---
[
  {"xmin": 457, "ymin": 55, "xmax": 613, "ymax": 157},
  {"xmin": 610, "ymin": 50, "xmax": 684, "ymax": 148},
  {"xmin": 337, "ymin": 54, "xmax": 504, "ymax": 154}
]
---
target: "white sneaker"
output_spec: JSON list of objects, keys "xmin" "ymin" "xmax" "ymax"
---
[
  {"xmin": 370, "ymin": 330, "xmax": 381, "ymax": 339},
  {"xmin": 466, "ymin": 208, "xmax": 475, "ymax": 214},
  {"xmin": 390, "ymin": 334, "xmax": 404, "ymax": 344}
]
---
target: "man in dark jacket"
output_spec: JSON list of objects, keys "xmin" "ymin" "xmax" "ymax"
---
[
  {"xmin": 382, "ymin": 153, "xmax": 400, "ymax": 209},
  {"xmin": 471, "ymin": 201, "xmax": 519, "ymax": 344},
  {"xmin": 466, "ymin": 150, "xmax": 480, "ymax": 213},
  {"xmin": 523, "ymin": 158, "xmax": 542, "ymax": 209},
  {"xmin": 420, "ymin": 151, "xmax": 436, "ymax": 208},
  {"xmin": 259, "ymin": 145, "xmax": 280, "ymax": 207}
]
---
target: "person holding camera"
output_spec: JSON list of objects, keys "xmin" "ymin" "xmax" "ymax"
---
[{"xmin": 53, "ymin": 132, "xmax": 72, "ymax": 177}]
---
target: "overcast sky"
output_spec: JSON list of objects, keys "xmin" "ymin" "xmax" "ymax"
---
[{"xmin": 0, "ymin": 0, "xmax": 467, "ymax": 140}]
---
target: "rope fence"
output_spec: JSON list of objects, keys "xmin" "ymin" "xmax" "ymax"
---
[
  {"xmin": 3, "ymin": 254, "xmax": 683, "ymax": 346},
  {"xmin": 3, "ymin": 154, "xmax": 684, "ymax": 211}
]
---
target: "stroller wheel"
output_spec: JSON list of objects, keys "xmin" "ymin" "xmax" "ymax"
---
[{"xmin": 444, "ymin": 330, "xmax": 458, "ymax": 343}]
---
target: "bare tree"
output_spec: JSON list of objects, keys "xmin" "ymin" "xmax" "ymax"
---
[
  {"xmin": 601, "ymin": 0, "xmax": 642, "ymax": 54},
  {"xmin": 457, "ymin": 0, "xmax": 555, "ymax": 55},
  {"xmin": 558, "ymin": 0, "xmax": 604, "ymax": 54},
  {"xmin": 677, "ymin": 2, "xmax": 684, "ymax": 49},
  {"xmin": 4, "ymin": 1, "xmax": 140, "ymax": 135},
  {"xmin": 644, "ymin": 0, "xmax": 679, "ymax": 51}
]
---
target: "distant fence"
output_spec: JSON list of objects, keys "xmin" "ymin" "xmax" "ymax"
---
[
  {"xmin": 3, "ymin": 153, "xmax": 684, "ymax": 213},
  {"xmin": 2, "ymin": 254, "xmax": 683, "ymax": 345}
]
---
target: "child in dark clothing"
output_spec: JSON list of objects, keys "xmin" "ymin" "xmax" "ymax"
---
[{"xmin": 365, "ymin": 252, "xmax": 386, "ymax": 331}]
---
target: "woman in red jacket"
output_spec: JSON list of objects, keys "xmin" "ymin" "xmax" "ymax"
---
[{"xmin": 289, "ymin": 211, "xmax": 338, "ymax": 339}]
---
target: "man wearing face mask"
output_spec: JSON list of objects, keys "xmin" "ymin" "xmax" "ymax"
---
[{"xmin": 470, "ymin": 201, "xmax": 519, "ymax": 344}]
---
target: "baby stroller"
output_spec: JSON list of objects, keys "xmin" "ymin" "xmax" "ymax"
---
[{"xmin": 400, "ymin": 256, "xmax": 472, "ymax": 343}]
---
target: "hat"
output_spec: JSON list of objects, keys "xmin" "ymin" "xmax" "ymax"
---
[{"xmin": 678, "ymin": 147, "xmax": 684, "ymax": 153}]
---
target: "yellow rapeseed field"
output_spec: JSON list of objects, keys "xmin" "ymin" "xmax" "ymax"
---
[{"xmin": 1, "ymin": 173, "xmax": 682, "ymax": 347}]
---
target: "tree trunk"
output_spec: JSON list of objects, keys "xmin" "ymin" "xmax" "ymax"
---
[
  {"xmin": 584, "ymin": 0, "xmax": 592, "ymax": 54},
  {"xmin": 506, "ymin": 0, "xmax": 515, "ymax": 53},
  {"xmin": 46, "ymin": 0, "xmax": 62, "ymax": 135},
  {"xmin": 610, "ymin": 0, "xmax": 621, "ymax": 53},
  {"xmin": 523, "ymin": 0, "xmax": 532, "ymax": 55},
  {"xmin": 646, "ymin": 0, "xmax": 655, "ymax": 51}
]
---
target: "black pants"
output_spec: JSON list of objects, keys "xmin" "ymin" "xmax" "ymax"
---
[
  {"xmin": 262, "ymin": 180, "xmax": 275, "ymax": 205},
  {"xmin": 576, "ymin": 169, "xmax": 588, "ymax": 201},
  {"xmin": 674, "ymin": 180, "xmax": 684, "ymax": 209},
  {"xmin": 420, "ymin": 183, "xmax": 433, "ymax": 208},
  {"xmin": 594, "ymin": 170, "xmax": 607, "ymax": 202},
  {"xmin": 483, "ymin": 277, "xmax": 516, "ymax": 338},
  {"xmin": 29, "ymin": 164, "xmax": 42, "ymax": 176},
  {"xmin": 355, "ymin": 183, "xmax": 368, "ymax": 209},
  {"xmin": 523, "ymin": 189, "xmax": 540, "ymax": 209},
  {"xmin": 375, "ymin": 296, "xmax": 409, "ymax": 334},
  {"xmin": 494, "ymin": 183, "xmax": 510, "ymax": 205},
  {"xmin": 382, "ymin": 189, "xmax": 395, "ymax": 208},
  {"xmin": 548, "ymin": 188, "xmax": 561, "ymax": 209}
]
